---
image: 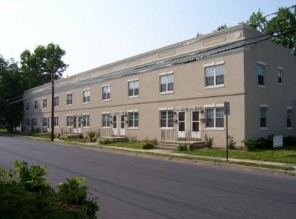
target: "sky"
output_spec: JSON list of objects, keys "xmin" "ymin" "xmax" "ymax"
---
[{"xmin": 0, "ymin": 0, "xmax": 295, "ymax": 77}]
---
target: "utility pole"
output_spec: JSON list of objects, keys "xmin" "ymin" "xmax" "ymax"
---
[{"xmin": 51, "ymin": 48, "xmax": 55, "ymax": 141}]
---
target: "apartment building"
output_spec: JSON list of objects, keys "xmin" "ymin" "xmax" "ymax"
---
[{"xmin": 23, "ymin": 24, "xmax": 296, "ymax": 147}]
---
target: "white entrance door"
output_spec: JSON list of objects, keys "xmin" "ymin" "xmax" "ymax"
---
[
  {"xmin": 78, "ymin": 117, "xmax": 82, "ymax": 134},
  {"xmin": 73, "ymin": 116, "xmax": 77, "ymax": 133},
  {"xmin": 178, "ymin": 111, "xmax": 186, "ymax": 139},
  {"xmin": 112, "ymin": 115, "xmax": 118, "ymax": 136},
  {"xmin": 47, "ymin": 117, "xmax": 51, "ymax": 133},
  {"xmin": 120, "ymin": 114, "xmax": 125, "ymax": 136},
  {"xmin": 191, "ymin": 111, "xmax": 201, "ymax": 139}
]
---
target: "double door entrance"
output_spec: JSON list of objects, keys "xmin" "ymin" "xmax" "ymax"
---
[
  {"xmin": 177, "ymin": 111, "xmax": 201, "ymax": 139},
  {"xmin": 112, "ymin": 114, "xmax": 125, "ymax": 136}
]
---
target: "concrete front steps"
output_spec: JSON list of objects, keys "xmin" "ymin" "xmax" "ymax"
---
[{"xmin": 156, "ymin": 141, "xmax": 205, "ymax": 151}]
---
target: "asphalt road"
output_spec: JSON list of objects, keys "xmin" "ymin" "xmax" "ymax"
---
[{"xmin": 0, "ymin": 136, "xmax": 295, "ymax": 219}]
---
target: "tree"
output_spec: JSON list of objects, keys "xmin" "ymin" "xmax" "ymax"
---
[
  {"xmin": 247, "ymin": 7, "xmax": 296, "ymax": 54},
  {"xmin": 0, "ymin": 161, "xmax": 99, "ymax": 219},
  {"xmin": 0, "ymin": 56, "xmax": 23, "ymax": 131},
  {"xmin": 216, "ymin": 24, "xmax": 228, "ymax": 31},
  {"xmin": 20, "ymin": 43, "xmax": 69, "ymax": 90}
]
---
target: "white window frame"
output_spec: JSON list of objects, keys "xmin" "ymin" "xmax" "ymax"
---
[
  {"xmin": 286, "ymin": 107, "xmax": 293, "ymax": 129},
  {"xmin": 260, "ymin": 104, "xmax": 268, "ymax": 130},
  {"xmin": 54, "ymin": 96, "xmax": 59, "ymax": 107},
  {"xmin": 54, "ymin": 116, "xmax": 59, "ymax": 127},
  {"xmin": 204, "ymin": 61, "xmax": 225, "ymax": 89},
  {"xmin": 43, "ymin": 117, "xmax": 48, "ymax": 127},
  {"xmin": 102, "ymin": 85, "xmax": 111, "ymax": 101},
  {"xmin": 128, "ymin": 111, "xmax": 139, "ymax": 129},
  {"xmin": 102, "ymin": 113, "xmax": 110, "ymax": 128},
  {"xmin": 83, "ymin": 89, "xmax": 90, "ymax": 103},
  {"xmin": 66, "ymin": 116, "xmax": 72, "ymax": 127},
  {"xmin": 204, "ymin": 104, "xmax": 224, "ymax": 130},
  {"xmin": 67, "ymin": 93, "xmax": 73, "ymax": 105},
  {"xmin": 33, "ymin": 100, "xmax": 38, "ymax": 110},
  {"xmin": 128, "ymin": 79, "xmax": 139, "ymax": 98},
  {"xmin": 257, "ymin": 61, "xmax": 266, "ymax": 87},
  {"xmin": 82, "ymin": 114, "xmax": 90, "ymax": 127},
  {"xmin": 159, "ymin": 109, "xmax": 174, "ymax": 129},
  {"xmin": 32, "ymin": 118, "xmax": 38, "ymax": 127},
  {"xmin": 43, "ymin": 99, "xmax": 47, "ymax": 108},
  {"xmin": 159, "ymin": 71, "xmax": 174, "ymax": 94},
  {"xmin": 26, "ymin": 102, "xmax": 29, "ymax": 110},
  {"xmin": 278, "ymin": 67, "xmax": 283, "ymax": 85}
]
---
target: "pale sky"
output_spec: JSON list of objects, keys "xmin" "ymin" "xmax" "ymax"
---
[{"xmin": 0, "ymin": 0, "xmax": 295, "ymax": 77}]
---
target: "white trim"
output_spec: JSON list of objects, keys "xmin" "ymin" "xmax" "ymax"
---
[
  {"xmin": 204, "ymin": 84, "xmax": 225, "ymax": 89},
  {"xmin": 159, "ymin": 107, "xmax": 174, "ymax": 111},
  {"xmin": 82, "ymin": 88, "xmax": 90, "ymax": 91},
  {"xmin": 278, "ymin": 66, "xmax": 284, "ymax": 70},
  {"xmin": 159, "ymin": 127, "xmax": 174, "ymax": 130},
  {"xmin": 159, "ymin": 70, "xmax": 174, "ymax": 76},
  {"xmin": 128, "ymin": 95, "xmax": 139, "ymax": 99},
  {"xmin": 286, "ymin": 106, "xmax": 293, "ymax": 110},
  {"xmin": 260, "ymin": 127, "xmax": 269, "ymax": 131},
  {"xmin": 204, "ymin": 103, "xmax": 224, "ymax": 108},
  {"xmin": 260, "ymin": 104, "xmax": 269, "ymax": 107},
  {"xmin": 102, "ymin": 84, "xmax": 110, "ymax": 87},
  {"xmin": 286, "ymin": 127, "xmax": 293, "ymax": 130},
  {"xmin": 257, "ymin": 61, "xmax": 266, "ymax": 65},
  {"xmin": 66, "ymin": 114, "xmax": 72, "ymax": 116},
  {"xmin": 205, "ymin": 128, "xmax": 225, "ymax": 131},
  {"xmin": 127, "ymin": 109, "xmax": 139, "ymax": 112},
  {"xmin": 127, "ymin": 78, "xmax": 139, "ymax": 82},
  {"xmin": 66, "ymin": 92, "xmax": 72, "ymax": 94},
  {"xmin": 127, "ymin": 127, "xmax": 139, "ymax": 130},
  {"xmin": 204, "ymin": 61, "xmax": 225, "ymax": 67},
  {"xmin": 258, "ymin": 85, "xmax": 266, "ymax": 88},
  {"xmin": 160, "ymin": 91, "xmax": 174, "ymax": 95},
  {"xmin": 82, "ymin": 113, "xmax": 90, "ymax": 115},
  {"xmin": 101, "ymin": 111, "xmax": 110, "ymax": 114}
]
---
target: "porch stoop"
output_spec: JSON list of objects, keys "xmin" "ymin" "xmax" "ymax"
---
[{"xmin": 156, "ymin": 141, "xmax": 205, "ymax": 151}]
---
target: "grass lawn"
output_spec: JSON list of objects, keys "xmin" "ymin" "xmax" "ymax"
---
[
  {"xmin": 180, "ymin": 147, "xmax": 296, "ymax": 164},
  {"xmin": 0, "ymin": 129, "xmax": 8, "ymax": 134},
  {"xmin": 101, "ymin": 141, "xmax": 144, "ymax": 150}
]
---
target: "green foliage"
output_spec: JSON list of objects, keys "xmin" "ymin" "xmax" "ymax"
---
[
  {"xmin": 283, "ymin": 136, "xmax": 296, "ymax": 146},
  {"xmin": 178, "ymin": 144, "xmax": 188, "ymax": 151},
  {"xmin": 247, "ymin": 7, "xmax": 296, "ymax": 54},
  {"xmin": 142, "ymin": 142, "xmax": 155, "ymax": 149},
  {"xmin": 99, "ymin": 138, "xmax": 117, "ymax": 145},
  {"xmin": 241, "ymin": 139, "xmax": 257, "ymax": 151},
  {"xmin": 228, "ymin": 135, "xmax": 236, "ymax": 149},
  {"xmin": 87, "ymin": 131, "xmax": 96, "ymax": 142},
  {"xmin": 0, "ymin": 161, "xmax": 99, "ymax": 219},
  {"xmin": 204, "ymin": 134, "xmax": 213, "ymax": 148}
]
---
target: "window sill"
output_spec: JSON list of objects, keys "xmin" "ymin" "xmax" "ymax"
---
[
  {"xmin": 102, "ymin": 127, "xmax": 110, "ymax": 129},
  {"xmin": 128, "ymin": 95, "xmax": 139, "ymax": 99},
  {"xmin": 205, "ymin": 127, "xmax": 225, "ymax": 131},
  {"xmin": 286, "ymin": 127, "xmax": 293, "ymax": 130},
  {"xmin": 83, "ymin": 127, "xmax": 90, "ymax": 129},
  {"xmin": 258, "ymin": 85, "xmax": 266, "ymax": 88},
  {"xmin": 278, "ymin": 83, "xmax": 283, "ymax": 86},
  {"xmin": 103, "ymin": 99, "xmax": 110, "ymax": 102},
  {"xmin": 67, "ymin": 104, "xmax": 72, "ymax": 106},
  {"xmin": 204, "ymin": 84, "xmax": 225, "ymax": 89},
  {"xmin": 260, "ymin": 127, "xmax": 268, "ymax": 131},
  {"xmin": 128, "ymin": 127, "xmax": 139, "ymax": 130},
  {"xmin": 83, "ymin": 102, "xmax": 90, "ymax": 104},
  {"xmin": 159, "ymin": 127, "xmax": 174, "ymax": 130},
  {"xmin": 160, "ymin": 91, "xmax": 174, "ymax": 95}
]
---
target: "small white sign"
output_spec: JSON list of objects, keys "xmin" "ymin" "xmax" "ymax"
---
[{"xmin": 273, "ymin": 135, "xmax": 283, "ymax": 148}]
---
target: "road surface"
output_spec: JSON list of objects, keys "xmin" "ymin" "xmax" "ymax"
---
[{"xmin": 0, "ymin": 136, "xmax": 295, "ymax": 219}]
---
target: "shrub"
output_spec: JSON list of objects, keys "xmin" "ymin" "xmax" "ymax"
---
[
  {"xmin": 87, "ymin": 131, "xmax": 96, "ymax": 140},
  {"xmin": 0, "ymin": 161, "xmax": 99, "ymax": 219},
  {"xmin": 204, "ymin": 134, "xmax": 213, "ymax": 148},
  {"xmin": 99, "ymin": 139, "xmax": 117, "ymax": 145},
  {"xmin": 284, "ymin": 136, "xmax": 296, "ymax": 146},
  {"xmin": 241, "ymin": 139, "xmax": 256, "ymax": 151},
  {"xmin": 142, "ymin": 142, "xmax": 155, "ymax": 149},
  {"xmin": 228, "ymin": 135, "xmax": 236, "ymax": 149},
  {"xmin": 188, "ymin": 144, "xmax": 195, "ymax": 151},
  {"xmin": 178, "ymin": 144, "xmax": 188, "ymax": 151}
]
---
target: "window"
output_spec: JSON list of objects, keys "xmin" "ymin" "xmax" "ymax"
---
[
  {"xmin": 102, "ymin": 85, "xmax": 111, "ymax": 100},
  {"xmin": 83, "ymin": 115, "xmax": 90, "ymax": 127},
  {"xmin": 54, "ymin": 96, "xmax": 59, "ymax": 107},
  {"xmin": 260, "ymin": 107, "xmax": 267, "ymax": 128},
  {"xmin": 83, "ymin": 90, "xmax": 90, "ymax": 103},
  {"xmin": 128, "ymin": 80, "xmax": 139, "ymax": 97},
  {"xmin": 287, "ymin": 109, "xmax": 292, "ymax": 128},
  {"xmin": 128, "ymin": 112, "xmax": 139, "ymax": 128},
  {"xmin": 160, "ymin": 111, "xmax": 174, "ymax": 128},
  {"xmin": 66, "ymin": 116, "xmax": 72, "ymax": 127},
  {"xmin": 43, "ymin": 99, "xmax": 47, "ymax": 108},
  {"xmin": 278, "ymin": 68, "xmax": 283, "ymax": 84},
  {"xmin": 43, "ymin": 117, "xmax": 47, "ymax": 127},
  {"xmin": 205, "ymin": 64, "xmax": 224, "ymax": 87},
  {"xmin": 102, "ymin": 114, "xmax": 110, "ymax": 127},
  {"xmin": 54, "ymin": 116, "xmax": 59, "ymax": 127},
  {"xmin": 25, "ymin": 118, "xmax": 30, "ymax": 127},
  {"xmin": 32, "ymin": 118, "xmax": 37, "ymax": 127},
  {"xmin": 160, "ymin": 74, "xmax": 174, "ymax": 93},
  {"xmin": 34, "ymin": 101, "xmax": 38, "ymax": 109},
  {"xmin": 26, "ymin": 102, "xmax": 29, "ymax": 110},
  {"xmin": 205, "ymin": 108, "xmax": 224, "ymax": 128},
  {"xmin": 67, "ymin": 94, "xmax": 73, "ymax": 105},
  {"xmin": 257, "ymin": 63, "xmax": 265, "ymax": 86}
]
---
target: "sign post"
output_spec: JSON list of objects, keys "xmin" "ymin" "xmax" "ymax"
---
[{"xmin": 224, "ymin": 102, "xmax": 230, "ymax": 161}]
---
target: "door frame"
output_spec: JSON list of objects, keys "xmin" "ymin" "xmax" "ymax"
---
[
  {"xmin": 177, "ymin": 111, "xmax": 186, "ymax": 139},
  {"xmin": 191, "ymin": 110, "xmax": 201, "ymax": 139}
]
